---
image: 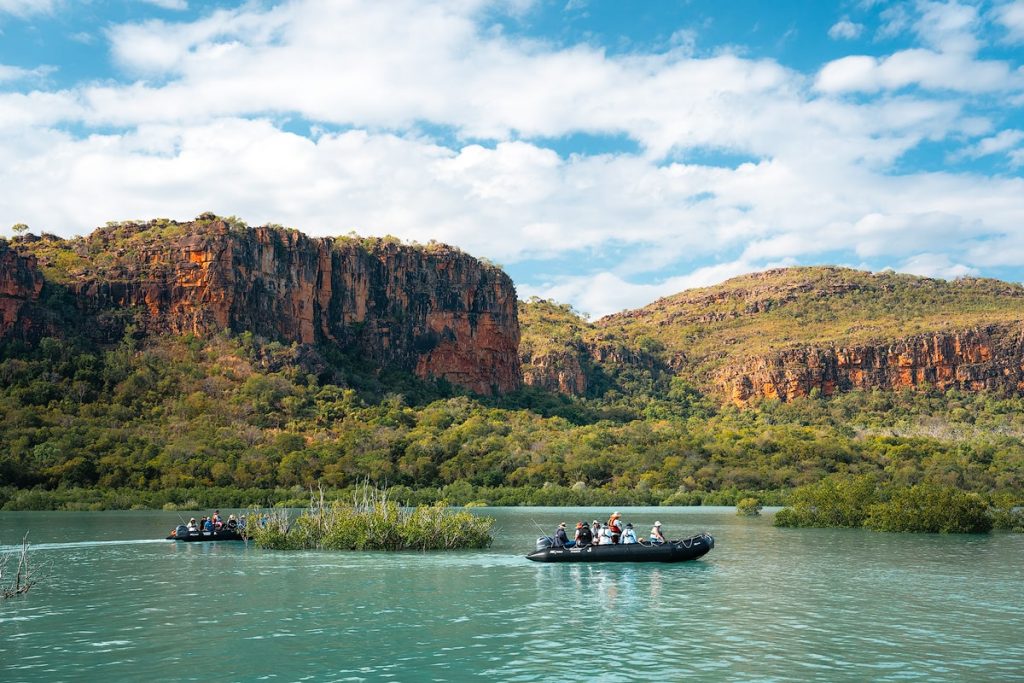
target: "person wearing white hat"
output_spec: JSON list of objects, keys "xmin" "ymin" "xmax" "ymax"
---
[
  {"xmin": 650, "ymin": 521, "xmax": 666, "ymax": 545},
  {"xmin": 553, "ymin": 521, "xmax": 572, "ymax": 548}
]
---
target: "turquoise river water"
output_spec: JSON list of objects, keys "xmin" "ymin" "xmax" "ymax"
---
[{"xmin": 1, "ymin": 507, "xmax": 1022, "ymax": 682}]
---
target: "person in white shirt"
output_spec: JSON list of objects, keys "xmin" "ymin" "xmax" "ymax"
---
[
  {"xmin": 621, "ymin": 523, "xmax": 638, "ymax": 544},
  {"xmin": 650, "ymin": 521, "xmax": 666, "ymax": 544}
]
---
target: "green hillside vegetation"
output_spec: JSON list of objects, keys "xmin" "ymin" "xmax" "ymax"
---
[
  {"xmin": 2, "ymin": 325, "xmax": 1023, "ymax": 513},
  {"xmin": 596, "ymin": 267, "xmax": 1024, "ymax": 381},
  {"xmin": 4, "ymin": 243, "xmax": 1024, "ymax": 517}
]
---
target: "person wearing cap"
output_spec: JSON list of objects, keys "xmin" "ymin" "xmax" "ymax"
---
[
  {"xmin": 650, "ymin": 521, "xmax": 666, "ymax": 544},
  {"xmin": 608, "ymin": 511, "xmax": 623, "ymax": 544},
  {"xmin": 590, "ymin": 519, "xmax": 601, "ymax": 541},
  {"xmin": 621, "ymin": 522, "xmax": 638, "ymax": 544},
  {"xmin": 553, "ymin": 522, "xmax": 573, "ymax": 548}
]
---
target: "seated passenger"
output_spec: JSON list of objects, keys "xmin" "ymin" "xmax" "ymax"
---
[
  {"xmin": 203, "ymin": 517, "xmax": 213, "ymax": 532},
  {"xmin": 650, "ymin": 521, "xmax": 666, "ymax": 544},
  {"xmin": 575, "ymin": 521, "xmax": 593, "ymax": 546},
  {"xmin": 553, "ymin": 522, "xmax": 574, "ymax": 548},
  {"xmin": 621, "ymin": 522, "xmax": 638, "ymax": 544},
  {"xmin": 600, "ymin": 524, "xmax": 614, "ymax": 545},
  {"xmin": 227, "ymin": 514, "xmax": 238, "ymax": 530},
  {"xmin": 186, "ymin": 518, "xmax": 198, "ymax": 532}
]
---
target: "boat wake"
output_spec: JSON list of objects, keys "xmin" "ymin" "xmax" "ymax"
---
[{"xmin": 0, "ymin": 539, "xmax": 169, "ymax": 553}]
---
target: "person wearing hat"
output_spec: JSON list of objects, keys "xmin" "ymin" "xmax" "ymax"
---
[
  {"xmin": 590, "ymin": 519, "xmax": 601, "ymax": 541},
  {"xmin": 553, "ymin": 522, "xmax": 573, "ymax": 548},
  {"xmin": 608, "ymin": 511, "xmax": 623, "ymax": 544},
  {"xmin": 650, "ymin": 521, "xmax": 666, "ymax": 545},
  {"xmin": 621, "ymin": 522, "xmax": 638, "ymax": 544}
]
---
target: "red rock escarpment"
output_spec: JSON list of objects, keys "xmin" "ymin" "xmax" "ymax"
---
[
  {"xmin": 0, "ymin": 243, "xmax": 43, "ymax": 340},
  {"xmin": 12, "ymin": 219, "xmax": 521, "ymax": 394},
  {"xmin": 716, "ymin": 326, "xmax": 1024, "ymax": 404}
]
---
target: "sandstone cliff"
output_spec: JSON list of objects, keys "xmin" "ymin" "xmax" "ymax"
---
[
  {"xmin": 716, "ymin": 326, "xmax": 1024, "ymax": 404},
  {"xmin": 5, "ymin": 217, "xmax": 520, "ymax": 394},
  {"xmin": 0, "ymin": 241, "xmax": 44, "ymax": 341},
  {"xmin": 582, "ymin": 267, "xmax": 1024, "ymax": 404}
]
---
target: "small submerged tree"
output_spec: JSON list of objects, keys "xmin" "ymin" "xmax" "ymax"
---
[
  {"xmin": 246, "ymin": 485, "xmax": 494, "ymax": 551},
  {"xmin": 1, "ymin": 534, "xmax": 38, "ymax": 599},
  {"xmin": 736, "ymin": 497, "xmax": 763, "ymax": 517}
]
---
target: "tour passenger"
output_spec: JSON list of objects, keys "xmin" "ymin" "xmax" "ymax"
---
[
  {"xmin": 621, "ymin": 522, "xmax": 638, "ymax": 544},
  {"xmin": 591, "ymin": 519, "xmax": 601, "ymax": 540},
  {"xmin": 575, "ymin": 521, "xmax": 593, "ymax": 547},
  {"xmin": 650, "ymin": 521, "xmax": 666, "ymax": 544},
  {"xmin": 187, "ymin": 518, "xmax": 198, "ymax": 532},
  {"xmin": 553, "ymin": 522, "xmax": 572, "ymax": 548},
  {"xmin": 227, "ymin": 514, "xmax": 238, "ymax": 531},
  {"xmin": 600, "ymin": 524, "xmax": 615, "ymax": 545},
  {"xmin": 608, "ymin": 512, "xmax": 623, "ymax": 544},
  {"xmin": 203, "ymin": 517, "xmax": 214, "ymax": 532}
]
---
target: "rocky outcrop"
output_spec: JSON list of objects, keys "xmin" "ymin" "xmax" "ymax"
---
[
  {"xmin": 9, "ymin": 218, "xmax": 520, "ymax": 394},
  {"xmin": 520, "ymin": 337, "xmax": 665, "ymax": 397},
  {"xmin": 0, "ymin": 242, "xmax": 44, "ymax": 341},
  {"xmin": 716, "ymin": 326, "xmax": 1024, "ymax": 404},
  {"xmin": 521, "ymin": 346, "xmax": 588, "ymax": 395}
]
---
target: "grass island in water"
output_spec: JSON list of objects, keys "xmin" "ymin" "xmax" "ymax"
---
[{"xmin": 246, "ymin": 486, "xmax": 494, "ymax": 551}]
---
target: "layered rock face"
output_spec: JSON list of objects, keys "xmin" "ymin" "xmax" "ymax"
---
[
  {"xmin": 716, "ymin": 326, "xmax": 1024, "ymax": 404},
  {"xmin": 6, "ymin": 219, "xmax": 520, "ymax": 394},
  {"xmin": 0, "ymin": 242, "xmax": 43, "ymax": 340},
  {"xmin": 521, "ymin": 345, "xmax": 588, "ymax": 395}
]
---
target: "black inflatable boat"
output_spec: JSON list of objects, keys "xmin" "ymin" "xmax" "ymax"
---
[
  {"xmin": 526, "ymin": 533, "xmax": 714, "ymax": 563},
  {"xmin": 167, "ymin": 524, "xmax": 245, "ymax": 542}
]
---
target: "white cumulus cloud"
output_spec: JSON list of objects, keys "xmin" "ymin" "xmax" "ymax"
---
[{"xmin": 0, "ymin": 0, "xmax": 1023, "ymax": 315}]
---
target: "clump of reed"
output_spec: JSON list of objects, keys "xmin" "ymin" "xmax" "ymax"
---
[{"xmin": 246, "ymin": 485, "xmax": 494, "ymax": 551}]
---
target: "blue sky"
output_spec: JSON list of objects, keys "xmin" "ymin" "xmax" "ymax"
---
[{"xmin": 1, "ymin": 0, "xmax": 1023, "ymax": 317}]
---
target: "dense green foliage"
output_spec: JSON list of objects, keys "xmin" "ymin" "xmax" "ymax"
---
[
  {"xmin": 246, "ymin": 488, "xmax": 494, "ymax": 551},
  {"xmin": 864, "ymin": 483, "xmax": 992, "ymax": 533},
  {"xmin": 2, "ymin": 326, "xmax": 1023, "ymax": 511},
  {"xmin": 774, "ymin": 475, "xmax": 1015, "ymax": 533},
  {"xmin": 736, "ymin": 497, "xmax": 762, "ymax": 516}
]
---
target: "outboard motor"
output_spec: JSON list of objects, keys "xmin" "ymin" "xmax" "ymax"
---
[
  {"xmin": 535, "ymin": 536, "xmax": 554, "ymax": 551},
  {"xmin": 175, "ymin": 524, "xmax": 189, "ymax": 538}
]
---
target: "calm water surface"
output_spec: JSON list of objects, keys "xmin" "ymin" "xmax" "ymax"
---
[{"xmin": 1, "ymin": 507, "xmax": 1022, "ymax": 682}]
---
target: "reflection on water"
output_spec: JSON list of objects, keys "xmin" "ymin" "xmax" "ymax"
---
[{"xmin": 1, "ymin": 507, "xmax": 1022, "ymax": 682}]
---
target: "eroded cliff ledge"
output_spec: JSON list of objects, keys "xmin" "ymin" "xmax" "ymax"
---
[
  {"xmin": 0, "ymin": 242, "xmax": 44, "ymax": 340},
  {"xmin": 716, "ymin": 326, "xmax": 1024, "ymax": 404},
  {"xmin": 4, "ymin": 216, "xmax": 520, "ymax": 395}
]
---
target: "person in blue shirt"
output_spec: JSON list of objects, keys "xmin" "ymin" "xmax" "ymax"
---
[{"xmin": 553, "ymin": 522, "xmax": 575, "ymax": 548}]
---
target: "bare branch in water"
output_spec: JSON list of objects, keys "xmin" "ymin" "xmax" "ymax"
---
[{"xmin": 1, "ymin": 533, "xmax": 39, "ymax": 599}]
